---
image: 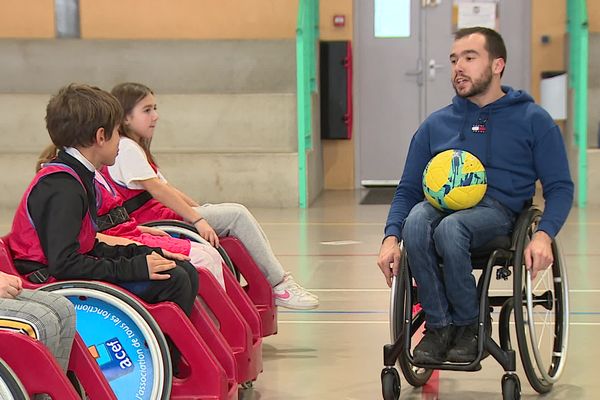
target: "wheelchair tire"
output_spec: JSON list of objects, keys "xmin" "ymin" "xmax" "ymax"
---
[
  {"xmin": 512, "ymin": 210, "xmax": 569, "ymax": 394},
  {"xmin": 391, "ymin": 256, "xmax": 434, "ymax": 387},
  {"xmin": 41, "ymin": 281, "xmax": 173, "ymax": 400},
  {"xmin": 501, "ymin": 373, "xmax": 521, "ymax": 400},
  {"xmin": 0, "ymin": 359, "xmax": 27, "ymax": 400},
  {"xmin": 142, "ymin": 220, "xmax": 241, "ymax": 281},
  {"xmin": 381, "ymin": 367, "xmax": 400, "ymax": 400}
]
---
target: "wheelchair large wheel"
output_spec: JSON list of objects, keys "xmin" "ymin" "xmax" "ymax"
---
[
  {"xmin": 42, "ymin": 281, "xmax": 172, "ymax": 400},
  {"xmin": 390, "ymin": 254, "xmax": 434, "ymax": 387},
  {"xmin": 512, "ymin": 210, "xmax": 569, "ymax": 394},
  {"xmin": 0, "ymin": 359, "xmax": 27, "ymax": 400},
  {"xmin": 143, "ymin": 220, "xmax": 241, "ymax": 280}
]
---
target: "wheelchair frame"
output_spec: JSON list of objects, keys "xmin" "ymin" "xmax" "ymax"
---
[
  {"xmin": 0, "ymin": 357, "xmax": 27, "ymax": 400},
  {"xmin": 142, "ymin": 219, "xmax": 278, "ymax": 338},
  {"xmin": 0, "ymin": 237, "xmax": 238, "ymax": 400},
  {"xmin": 381, "ymin": 207, "xmax": 569, "ymax": 400}
]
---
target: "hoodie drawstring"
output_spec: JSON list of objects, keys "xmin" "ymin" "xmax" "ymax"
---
[
  {"xmin": 458, "ymin": 112, "xmax": 468, "ymax": 141},
  {"xmin": 486, "ymin": 108, "xmax": 493, "ymax": 164}
]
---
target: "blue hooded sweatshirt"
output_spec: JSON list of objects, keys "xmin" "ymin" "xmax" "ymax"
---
[{"xmin": 384, "ymin": 86, "xmax": 574, "ymax": 240}]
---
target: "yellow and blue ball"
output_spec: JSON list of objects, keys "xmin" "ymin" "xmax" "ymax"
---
[{"xmin": 422, "ymin": 149, "xmax": 487, "ymax": 212}]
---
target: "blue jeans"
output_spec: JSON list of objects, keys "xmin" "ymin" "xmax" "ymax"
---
[{"xmin": 402, "ymin": 196, "xmax": 516, "ymax": 329}]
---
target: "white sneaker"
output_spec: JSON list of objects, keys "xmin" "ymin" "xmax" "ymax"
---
[{"xmin": 273, "ymin": 273, "xmax": 319, "ymax": 310}]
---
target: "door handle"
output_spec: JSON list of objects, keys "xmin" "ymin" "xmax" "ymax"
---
[{"xmin": 428, "ymin": 59, "xmax": 445, "ymax": 79}]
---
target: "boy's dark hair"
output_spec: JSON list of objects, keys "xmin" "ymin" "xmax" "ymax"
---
[
  {"xmin": 455, "ymin": 27, "xmax": 507, "ymax": 76},
  {"xmin": 45, "ymin": 83, "xmax": 123, "ymax": 148}
]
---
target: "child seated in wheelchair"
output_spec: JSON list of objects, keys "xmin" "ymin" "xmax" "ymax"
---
[
  {"xmin": 38, "ymin": 143, "xmax": 226, "ymax": 289},
  {"xmin": 0, "ymin": 270, "xmax": 76, "ymax": 400},
  {"xmin": 101, "ymin": 82, "xmax": 318, "ymax": 310},
  {"xmin": 8, "ymin": 83, "xmax": 198, "ymax": 323}
]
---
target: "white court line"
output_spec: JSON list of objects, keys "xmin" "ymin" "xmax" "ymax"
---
[
  {"xmin": 279, "ymin": 320, "xmax": 388, "ymax": 324},
  {"xmin": 307, "ymin": 288, "xmax": 600, "ymax": 293},
  {"xmin": 307, "ymin": 289, "xmax": 389, "ymax": 292},
  {"xmin": 279, "ymin": 320, "xmax": 600, "ymax": 326}
]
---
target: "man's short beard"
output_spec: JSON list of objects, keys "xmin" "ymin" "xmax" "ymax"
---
[{"xmin": 453, "ymin": 66, "xmax": 493, "ymax": 98}]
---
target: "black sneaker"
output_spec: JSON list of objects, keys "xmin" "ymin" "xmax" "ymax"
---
[
  {"xmin": 447, "ymin": 319, "xmax": 491, "ymax": 363},
  {"xmin": 412, "ymin": 325, "xmax": 455, "ymax": 364}
]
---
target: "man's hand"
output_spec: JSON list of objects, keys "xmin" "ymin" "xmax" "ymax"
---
[
  {"xmin": 195, "ymin": 219, "xmax": 220, "ymax": 248},
  {"xmin": 138, "ymin": 226, "xmax": 169, "ymax": 237},
  {"xmin": 0, "ymin": 271, "xmax": 23, "ymax": 299},
  {"xmin": 377, "ymin": 236, "xmax": 402, "ymax": 288},
  {"xmin": 146, "ymin": 252, "xmax": 177, "ymax": 280},
  {"xmin": 524, "ymin": 231, "xmax": 553, "ymax": 280}
]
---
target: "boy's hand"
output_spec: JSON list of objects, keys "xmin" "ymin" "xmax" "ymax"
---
[
  {"xmin": 146, "ymin": 252, "xmax": 177, "ymax": 280},
  {"xmin": 138, "ymin": 226, "xmax": 169, "ymax": 237},
  {"xmin": 195, "ymin": 219, "xmax": 220, "ymax": 248},
  {"xmin": 377, "ymin": 236, "xmax": 402, "ymax": 288},
  {"xmin": 0, "ymin": 271, "xmax": 23, "ymax": 299},
  {"xmin": 160, "ymin": 249, "xmax": 191, "ymax": 262}
]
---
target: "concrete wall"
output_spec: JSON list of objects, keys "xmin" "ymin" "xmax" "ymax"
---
[
  {"xmin": 0, "ymin": 40, "xmax": 295, "ymax": 94},
  {"xmin": 0, "ymin": 1, "xmax": 330, "ymax": 205},
  {"xmin": 0, "ymin": 39, "xmax": 303, "ymax": 209}
]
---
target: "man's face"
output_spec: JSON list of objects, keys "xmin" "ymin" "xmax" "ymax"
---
[{"xmin": 449, "ymin": 33, "xmax": 498, "ymax": 99}]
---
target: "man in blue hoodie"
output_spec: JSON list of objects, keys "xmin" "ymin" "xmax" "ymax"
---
[{"xmin": 377, "ymin": 27, "xmax": 573, "ymax": 364}]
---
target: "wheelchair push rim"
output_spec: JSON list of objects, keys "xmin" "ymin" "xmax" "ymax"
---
[
  {"xmin": 142, "ymin": 221, "xmax": 240, "ymax": 280},
  {"xmin": 0, "ymin": 359, "xmax": 27, "ymax": 400},
  {"xmin": 389, "ymin": 250, "xmax": 434, "ymax": 387},
  {"xmin": 42, "ymin": 281, "xmax": 172, "ymax": 400},
  {"xmin": 524, "ymin": 241, "xmax": 569, "ymax": 384},
  {"xmin": 513, "ymin": 211, "xmax": 569, "ymax": 392}
]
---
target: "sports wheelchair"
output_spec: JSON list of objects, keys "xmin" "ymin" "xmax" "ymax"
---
[
  {"xmin": 142, "ymin": 220, "xmax": 278, "ymax": 338},
  {"xmin": 381, "ymin": 206, "xmax": 569, "ymax": 400},
  {"xmin": 0, "ymin": 329, "xmax": 117, "ymax": 399},
  {"xmin": 0, "ymin": 357, "xmax": 28, "ymax": 400},
  {"xmin": 0, "ymin": 237, "xmax": 238, "ymax": 400}
]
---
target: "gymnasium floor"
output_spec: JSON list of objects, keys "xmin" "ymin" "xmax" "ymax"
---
[
  {"xmin": 241, "ymin": 190, "xmax": 597, "ymax": 400},
  {"xmin": 0, "ymin": 189, "xmax": 595, "ymax": 399}
]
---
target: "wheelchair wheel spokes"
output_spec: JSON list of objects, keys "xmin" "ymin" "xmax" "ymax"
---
[
  {"xmin": 514, "ymin": 232, "xmax": 569, "ymax": 394},
  {"xmin": 390, "ymin": 262, "xmax": 433, "ymax": 387}
]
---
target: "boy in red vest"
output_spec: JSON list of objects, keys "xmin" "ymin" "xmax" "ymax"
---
[{"xmin": 8, "ymin": 84, "xmax": 198, "ymax": 317}]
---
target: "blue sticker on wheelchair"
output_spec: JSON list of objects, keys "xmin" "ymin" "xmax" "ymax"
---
[{"xmin": 68, "ymin": 296, "xmax": 156, "ymax": 400}]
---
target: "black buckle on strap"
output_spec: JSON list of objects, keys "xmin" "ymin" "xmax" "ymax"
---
[
  {"xmin": 27, "ymin": 268, "xmax": 50, "ymax": 284},
  {"xmin": 97, "ymin": 206, "xmax": 130, "ymax": 232}
]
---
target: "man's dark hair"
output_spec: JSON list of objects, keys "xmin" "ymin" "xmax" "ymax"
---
[
  {"xmin": 45, "ymin": 83, "xmax": 123, "ymax": 149},
  {"xmin": 455, "ymin": 27, "xmax": 507, "ymax": 76}
]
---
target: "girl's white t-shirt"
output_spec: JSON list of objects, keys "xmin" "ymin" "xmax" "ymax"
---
[{"xmin": 108, "ymin": 137, "xmax": 167, "ymax": 190}]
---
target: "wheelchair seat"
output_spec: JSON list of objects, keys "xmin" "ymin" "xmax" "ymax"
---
[
  {"xmin": 0, "ymin": 236, "xmax": 238, "ymax": 400},
  {"xmin": 382, "ymin": 206, "xmax": 570, "ymax": 400},
  {"xmin": 142, "ymin": 219, "xmax": 278, "ymax": 337},
  {"xmin": 470, "ymin": 235, "xmax": 511, "ymax": 265}
]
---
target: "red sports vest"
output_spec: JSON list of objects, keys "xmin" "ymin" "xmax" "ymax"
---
[
  {"xmin": 95, "ymin": 173, "xmax": 191, "ymax": 255},
  {"xmin": 9, "ymin": 164, "xmax": 96, "ymax": 264},
  {"xmin": 99, "ymin": 165, "xmax": 182, "ymax": 223}
]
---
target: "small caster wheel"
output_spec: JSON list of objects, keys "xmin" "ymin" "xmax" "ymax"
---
[
  {"xmin": 501, "ymin": 373, "xmax": 521, "ymax": 400},
  {"xmin": 381, "ymin": 367, "xmax": 400, "ymax": 400}
]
